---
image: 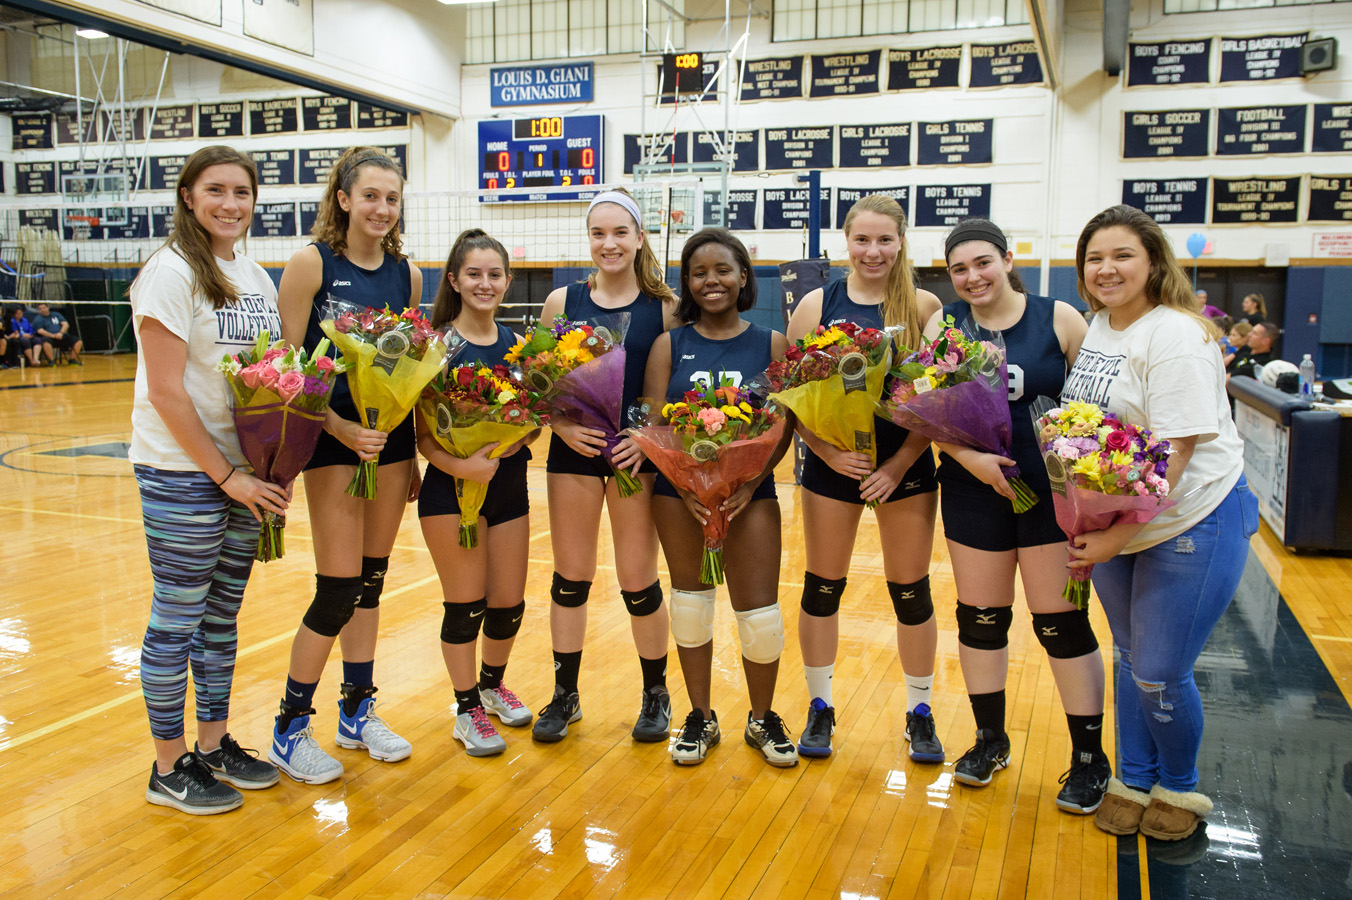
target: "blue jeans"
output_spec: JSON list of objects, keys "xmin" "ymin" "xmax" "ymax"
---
[{"xmin": 1092, "ymin": 476, "xmax": 1259, "ymax": 792}]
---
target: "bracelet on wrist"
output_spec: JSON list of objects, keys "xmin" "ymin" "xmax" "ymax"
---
[{"xmin": 216, "ymin": 468, "xmax": 236, "ymax": 487}]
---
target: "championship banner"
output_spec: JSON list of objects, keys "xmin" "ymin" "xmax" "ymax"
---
[
  {"xmin": 887, "ymin": 47, "xmax": 961, "ymax": 91},
  {"xmin": 1219, "ymin": 33, "xmax": 1306, "ymax": 82},
  {"xmin": 1122, "ymin": 109, "xmax": 1210, "ymax": 159},
  {"xmin": 741, "ymin": 57, "xmax": 805, "ymax": 102},
  {"xmin": 1127, "ymin": 40, "xmax": 1211, "ymax": 87},
  {"xmin": 1122, "ymin": 178, "xmax": 1208, "ymax": 224},
  {"xmin": 969, "ymin": 42, "xmax": 1043, "ymax": 87}
]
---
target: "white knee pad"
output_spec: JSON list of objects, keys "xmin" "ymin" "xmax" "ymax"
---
[
  {"xmin": 670, "ymin": 588, "xmax": 717, "ymax": 648},
  {"xmin": 735, "ymin": 605, "xmax": 784, "ymax": 665}
]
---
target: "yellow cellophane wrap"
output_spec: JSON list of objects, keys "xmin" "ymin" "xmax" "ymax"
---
[
  {"xmin": 417, "ymin": 400, "xmax": 539, "ymax": 546},
  {"xmin": 767, "ymin": 344, "xmax": 892, "ymax": 468},
  {"xmin": 321, "ymin": 322, "xmax": 449, "ymax": 433}
]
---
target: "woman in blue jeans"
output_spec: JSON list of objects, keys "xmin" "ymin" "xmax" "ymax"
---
[{"xmin": 1060, "ymin": 204, "xmax": 1259, "ymax": 841}]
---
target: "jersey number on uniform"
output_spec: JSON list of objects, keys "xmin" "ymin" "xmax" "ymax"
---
[{"xmin": 1007, "ymin": 364, "xmax": 1024, "ymax": 402}]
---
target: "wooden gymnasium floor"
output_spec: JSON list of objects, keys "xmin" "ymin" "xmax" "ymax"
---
[{"xmin": 2, "ymin": 355, "xmax": 1351, "ymax": 900}]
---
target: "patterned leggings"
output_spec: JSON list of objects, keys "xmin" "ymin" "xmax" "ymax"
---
[{"xmin": 135, "ymin": 465, "xmax": 259, "ymax": 740}]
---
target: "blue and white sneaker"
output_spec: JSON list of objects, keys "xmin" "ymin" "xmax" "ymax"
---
[
  {"xmin": 269, "ymin": 714, "xmax": 343, "ymax": 784},
  {"xmin": 335, "ymin": 696, "xmax": 412, "ymax": 762},
  {"xmin": 905, "ymin": 703, "xmax": 946, "ymax": 763},
  {"xmin": 798, "ymin": 698, "xmax": 835, "ymax": 758}
]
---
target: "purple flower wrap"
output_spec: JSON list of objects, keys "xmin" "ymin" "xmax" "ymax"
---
[
  {"xmin": 885, "ymin": 364, "xmax": 1022, "ymax": 480},
  {"xmin": 549, "ymin": 345, "xmax": 628, "ymax": 468},
  {"xmin": 232, "ymin": 396, "xmax": 329, "ymax": 491}
]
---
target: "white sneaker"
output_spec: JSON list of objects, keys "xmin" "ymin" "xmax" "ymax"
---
[
  {"xmin": 335, "ymin": 697, "xmax": 412, "ymax": 762},
  {"xmin": 454, "ymin": 705, "xmax": 507, "ymax": 757},
  {"xmin": 671, "ymin": 710, "xmax": 720, "ymax": 765},
  {"xmin": 270, "ymin": 715, "xmax": 344, "ymax": 784},
  {"xmin": 480, "ymin": 685, "xmax": 533, "ymax": 727}
]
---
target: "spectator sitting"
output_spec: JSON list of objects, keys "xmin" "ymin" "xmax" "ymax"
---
[
  {"xmin": 1224, "ymin": 321, "xmax": 1252, "ymax": 369},
  {"xmin": 31, "ymin": 302, "xmax": 83, "ymax": 366},
  {"xmin": 1239, "ymin": 293, "xmax": 1267, "ymax": 327},
  {"xmin": 1228, "ymin": 321, "xmax": 1277, "ymax": 380},
  {"xmin": 0, "ymin": 333, "xmax": 8, "ymax": 369},
  {"xmin": 6, "ymin": 307, "xmax": 41, "ymax": 368},
  {"xmin": 1195, "ymin": 290, "xmax": 1226, "ymax": 319}
]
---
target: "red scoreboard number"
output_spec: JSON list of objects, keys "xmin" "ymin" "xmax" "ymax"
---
[{"xmin": 478, "ymin": 114, "xmax": 604, "ymax": 196}]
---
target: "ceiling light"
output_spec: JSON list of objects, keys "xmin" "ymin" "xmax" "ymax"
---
[{"xmin": 75, "ymin": 28, "xmax": 109, "ymax": 39}]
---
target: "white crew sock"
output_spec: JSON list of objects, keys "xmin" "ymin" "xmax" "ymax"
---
[
  {"xmin": 905, "ymin": 674, "xmax": 934, "ymax": 713},
  {"xmin": 805, "ymin": 664, "xmax": 834, "ymax": 707}
]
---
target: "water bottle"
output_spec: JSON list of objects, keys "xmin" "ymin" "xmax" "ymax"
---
[{"xmin": 1299, "ymin": 354, "xmax": 1316, "ymax": 398}]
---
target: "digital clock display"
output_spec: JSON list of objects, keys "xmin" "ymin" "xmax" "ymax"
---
[{"xmin": 478, "ymin": 114, "xmax": 605, "ymax": 201}]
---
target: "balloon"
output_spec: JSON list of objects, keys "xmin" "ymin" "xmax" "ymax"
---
[{"xmin": 1186, "ymin": 233, "xmax": 1207, "ymax": 259}]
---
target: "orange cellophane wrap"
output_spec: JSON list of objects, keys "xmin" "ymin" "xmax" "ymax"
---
[{"xmin": 627, "ymin": 418, "xmax": 786, "ymax": 584}]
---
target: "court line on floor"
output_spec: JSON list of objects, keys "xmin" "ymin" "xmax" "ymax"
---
[
  {"xmin": 0, "ymin": 377, "xmax": 134, "ymax": 391},
  {"xmin": 1312, "ymin": 634, "xmax": 1352, "ymax": 643},
  {"xmin": 0, "ymin": 573, "xmax": 442, "ymax": 754}
]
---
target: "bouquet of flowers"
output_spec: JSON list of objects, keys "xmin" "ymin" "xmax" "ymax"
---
[
  {"xmin": 506, "ymin": 312, "xmax": 641, "ymax": 496},
  {"xmin": 320, "ymin": 299, "xmax": 448, "ymax": 498},
  {"xmin": 218, "ymin": 330, "xmax": 344, "ymax": 561},
  {"xmin": 418, "ymin": 364, "xmax": 548, "ymax": 548},
  {"xmin": 758, "ymin": 322, "xmax": 898, "ymax": 508},
  {"xmin": 627, "ymin": 379, "xmax": 787, "ymax": 584},
  {"xmin": 1032, "ymin": 398, "xmax": 1176, "ymax": 609},
  {"xmin": 882, "ymin": 317, "xmax": 1037, "ymax": 512}
]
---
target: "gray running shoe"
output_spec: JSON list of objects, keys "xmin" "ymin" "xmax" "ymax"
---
[
  {"xmin": 146, "ymin": 753, "xmax": 243, "ymax": 815},
  {"xmin": 798, "ymin": 698, "xmax": 835, "ymax": 758},
  {"xmin": 632, "ymin": 685, "xmax": 672, "ymax": 742},
  {"xmin": 195, "ymin": 734, "xmax": 279, "ymax": 789},
  {"xmin": 532, "ymin": 685, "xmax": 582, "ymax": 743}
]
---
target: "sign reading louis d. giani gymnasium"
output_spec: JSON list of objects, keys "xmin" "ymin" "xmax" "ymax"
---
[{"xmin": 491, "ymin": 64, "xmax": 594, "ymax": 107}]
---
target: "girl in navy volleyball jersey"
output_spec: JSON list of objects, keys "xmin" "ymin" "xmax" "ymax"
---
[
  {"xmin": 418, "ymin": 229, "xmax": 538, "ymax": 757},
  {"xmin": 641, "ymin": 228, "xmax": 797, "ymax": 767},
  {"xmin": 532, "ymin": 188, "xmax": 680, "ymax": 744},
  {"xmin": 927, "ymin": 218, "xmax": 1109, "ymax": 813},
  {"xmin": 270, "ymin": 147, "xmax": 422, "ymax": 783},
  {"xmin": 786, "ymin": 194, "xmax": 944, "ymax": 761}
]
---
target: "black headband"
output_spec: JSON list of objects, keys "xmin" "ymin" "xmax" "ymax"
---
[{"xmin": 944, "ymin": 221, "xmax": 1008, "ymax": 259}]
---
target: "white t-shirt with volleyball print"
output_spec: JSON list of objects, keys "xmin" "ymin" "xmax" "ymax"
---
[
  {"xmin": 1060, "ymin": 304, "xmax": 1244, "ymax": 554},
  {"xmin": 129, "ymin": 246, "xmax": 283, "ymax": 471}
]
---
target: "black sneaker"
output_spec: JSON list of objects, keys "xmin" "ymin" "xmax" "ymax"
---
[
  {"xmin": 195, "ymin": 733, "xmax": 280, "ymax": 789},
  {"xmin": 1056, "ymin": 751, "xmax": 1112, "ymax": 814},
  {"xmin": 744, "ymin": 710, "xmax": 799, "ymax": 767},
  {"xmin": 532, "ymin": 685, "xmax": 581, "ymax": 743},
  {"xmin": 632, "ymin": 685, "xmax": 672, "ymax": 742},
  {"xmin": 904, "ymin": 702, "xmax": 945, "ymax": 763},
  {"xmin": 146, "ymin": 753, "xmax": 243, "ymax": 815},
  {"xmin": 671, "ymin": 709, "xmax": 720, "ymax": 765},
  {"xmin": 954, "ymin": 729, "xmax": 1011, "ymax": 787},
  {"xmin": 797, "ymin": 698, "xmax": 835, "ymax": 758}
]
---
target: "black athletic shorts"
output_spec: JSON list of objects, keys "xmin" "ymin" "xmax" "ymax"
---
[
  {"xmin": 939, "ymin": 477, "xmax": 1066, "ymax": 552},
  {"xmin": 417, "ymin": 454, "xmax": 530, "ymax": 526},
  {"xmin": 653, "ymin": 471, "xmax": 777, "ymax": 502},
  {"xmin": 304, "ymin": 394, "xmax": 417, "ymax": 470},
  {"xmin": 544, "ymin": 432, "xmax": 658, "ymax": 478},
  {"xmin": 799, "ymin": 420, "xmax": 937, "ymax": 505}
]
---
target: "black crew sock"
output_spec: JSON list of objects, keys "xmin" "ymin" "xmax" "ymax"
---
[
  {"xmin": 479, "ymin": 661, "xmax": 507, "ymax": 691},
  {"xmin": 455, "ymin": 687, "xmax": 482, "ymax": 714},
  {"xmin": 968, "ymin": 690, "xmax": 1007, "ymax": 741},
  {"xmin": 1066, "ymin": 713, "xmax": 1106, "ymax": 757},
  {"xmin": 638, "ymin": 654, "xmax": 667, "ymax": 691},
  {"xmin": 553, "ymin": 650, "xmax": 582, "ymax": 694}
]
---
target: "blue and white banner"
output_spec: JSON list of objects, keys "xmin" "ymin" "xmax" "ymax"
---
[{"xmin": 491, "ymin": 63, "xmax": 595, "ymax": 107}]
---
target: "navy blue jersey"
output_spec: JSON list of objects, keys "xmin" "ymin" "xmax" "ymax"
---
[
  {"xmin": 936, "ymin": 293, "xmax": 1067, "ymax": 492},
  {"xmin": 302, "ymin": 242, "xmax": 413, "ymax": 411},
  {"xmin": 818, "ymin": 276, "xmax": 883, "ymax": 331},
  {"xmin": 564, "ymin": 281, "xmax": 666, "ymax": 424},
  {"xmin": 665, "ymin": 322, "xmax": 775, "ymax": 402}
]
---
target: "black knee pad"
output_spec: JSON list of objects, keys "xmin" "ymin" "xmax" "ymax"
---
[
  {"xmin": 483, "ymin": 601, "xmax": 525, "ymax": 641},
  {"xmin": 1031, "ymin": 610, "xmax": 1099, "ymax": 659},
  {"xmin": 801, "ymin": 572, "xmax": 847, "ymax": 618},
  {"xmin": 620, "ymin": 581, "xmax": 663, "ymax": 617},
  {"xmin": 955, "ymin": 601, "xmax": 1013, "ymax": 651},
  {"xmin": 356, "ymin": 556, "xmax": 388, "ymax": 610},
  {"xmin": 888, "ymin": 576, "xmax": 934, "ymax": 626},
  {"xmin": 302, "ymin": 574, "xmax": 363, "ymax": 637},
  {"xmin": 550, "ymin": 573, "xmax": 591, "ymax": 608},
  {"xmin": 441, "ymin": 598, "xmax": 488, "ymax": 645}
]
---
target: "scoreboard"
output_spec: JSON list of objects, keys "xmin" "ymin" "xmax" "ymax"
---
[{"xmin": 478, "ymin": 114, "xmax": 604, "ymax": 200}]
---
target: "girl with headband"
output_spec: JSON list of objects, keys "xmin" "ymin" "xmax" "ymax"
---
[
  {"xmin": 531, "ymin": 188, "xmax": 680, "ymax": 745},
  {"xmin": 786, "ymin": 194, "xmax": 945, "ymax": 763},
  {"xmin": 268, "ymin": 146, "xmax": 421, "ymax": 784},
  {"xmin": 930, "ymin": 218, "xmax": 1109, "ymax": 813}
]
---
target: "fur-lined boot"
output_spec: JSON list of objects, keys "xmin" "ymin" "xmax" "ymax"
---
[
  {"xmin": 1094, "ymin": 778, "xmax": 1152, "ymax": 835},
  {"xmin": 1139, "ymin": 784, "xmax": 1213, "ymax": 841}
]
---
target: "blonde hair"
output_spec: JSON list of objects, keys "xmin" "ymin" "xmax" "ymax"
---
[
  {"xmin": 1075, "ymin": 205, "xmax": 1211, "ymax": 339},
  {"xmin": 1244, "ymin": 293, "xmax": 1268, "ymax": 319},
  {"xmin": 841, "ymin": 194, "xmax": 922, "ymax": 341},
  {"xmin": 585, "ymin": 186, "xmax": 675, "ymax": 303},
  {"xmin": 311, "ymin": 146, "xmax": 405, "ymax": 260},
  {"xmin": 135, "ymin": 145, "xmax": 257, "ymax": 311},
  {"xmin": 1233, "ymin": 321, "xmax": 1253, "ymax": 339}
]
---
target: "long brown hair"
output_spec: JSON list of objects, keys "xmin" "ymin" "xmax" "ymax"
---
[
  {"xmin": 1075, "ymin": 205, "xmax": 1210, "ymax": 339},
  {"xmin": 311, "ymin": 146, "xmax": 405, "ymax": 260},
  {"xmin": 1244, "ymin": 292, "xmax": 1268, "ymax": 319},
  {"xmin": 841, "ymin": 194, "xmax": 922, "ymax": 341},
  {"xmin": 431, "ymin": 229, "xmax": 511, "ymax": 329},
  {"xmin": 586, "ymin": 187, "xmax": 676, "ymax": 303},
  {"xmin": 135, "ymin": 145, "xmax": 257, "ymax": 311}
]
